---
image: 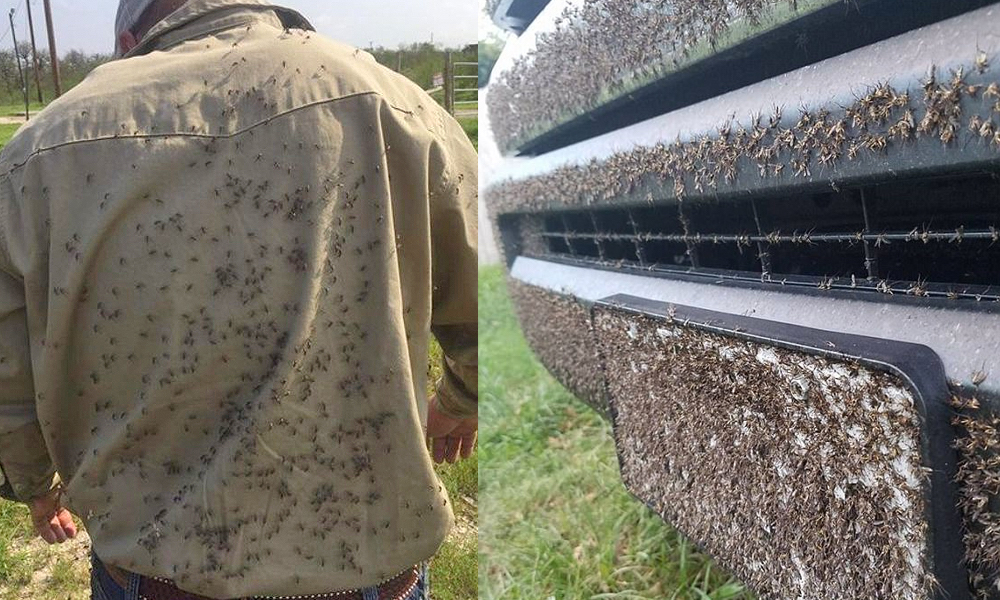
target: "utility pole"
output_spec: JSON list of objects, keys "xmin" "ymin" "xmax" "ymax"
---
[
  {"xmin": 443, "ymin": 50, "xmax": 453, "ymax": 115},
  {"xmin": 42, "ymin": 0, "xmax": 60, "ymax": 97},
  {"xmin": 25, "ymin": 0, "xmax": 44, "ymax": 104},
  {"xmin": 9, "ymin": 9, "xmax": 28, "ymax": 120}
]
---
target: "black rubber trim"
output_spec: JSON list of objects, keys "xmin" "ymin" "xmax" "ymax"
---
[
  {"xmin": 525, "ymin": 253, "xmax": 1000, "ymax": 315},
  {"xmin": 593, "ymin": 294, "xmax": 969, "ymax": 600},
  {"xmin": 514, "ymin": 0, "xmax": 999, "ymax": 156},
  {"xmin": 491, "ymin": 0, "xmax": 551, "ymax": 34}
]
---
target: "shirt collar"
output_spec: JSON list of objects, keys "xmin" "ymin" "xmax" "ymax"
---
[{"xmin": 125, "ymin": 0, "xmax": 314, "ymax": 58}]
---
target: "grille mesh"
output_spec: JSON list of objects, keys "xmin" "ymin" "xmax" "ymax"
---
[{"xmin": 523, "ymin": 172, "xmax": 1000, "ymax": 302}]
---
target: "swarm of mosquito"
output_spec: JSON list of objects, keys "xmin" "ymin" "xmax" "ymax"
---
[
  {"xmin": 507, "ymin": 280, "xmax": 610, "ymax": 414},
  {"xmin": 488, "ymin": 0, "xmax": 850, "ymax": 152},
  {"xmin": 3, "ymin": 25, "xmax": 463, "ymax": 594},
  {"xmin": 950, "ymin": 391, "xmax": 1000, "ymax": 600},
  {"xmin": 592, "ymin": 306, "xmax": 935, "ymax": 599},
  {"xmin": 487, "ymin": 54, "xmax": 1000, "ymax": 301},
  {"xmin": 489, "ymin": 56, "xmax": 1000, "ymax": 215}
]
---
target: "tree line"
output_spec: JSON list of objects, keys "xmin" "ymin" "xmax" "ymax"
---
[
  {"xmin": 0, "ymin": 43, "xmax": 111, "ymax": 107},
  {"xmin": 0, "ymin": 42, "xmax": 475, "ymax": 110},
  {"xmin": 370, "ymin": 42, "xmax": 478, "ymax": 102}
]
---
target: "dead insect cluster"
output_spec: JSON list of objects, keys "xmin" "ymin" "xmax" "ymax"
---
[
  {"xmin": 950, "ymin": 395, "xmax": 1000, "ymax": 600},
  {"xmin": 508, "ymin": 280, "xmax": 609, "ymax": 414},
  {"xmin": 592, "ymin": 306, "xmax": 934, "ymax": 599},
  {"xmin": 488, "ymin": 0, "xmax": 840, "ymax": 152},
  {"xmin": 488, "ymin": 57, "xmax": 999, "ymax": 222}
]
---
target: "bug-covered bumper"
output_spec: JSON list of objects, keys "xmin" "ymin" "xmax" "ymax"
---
[{"xmin": 486, "ymin": 4, "xmax": 1000, "ymax": 598}]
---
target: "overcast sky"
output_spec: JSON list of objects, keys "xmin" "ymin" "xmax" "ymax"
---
[{"xmin": 7, "ymin": 0, "xmax": 477, "ymax": 56}]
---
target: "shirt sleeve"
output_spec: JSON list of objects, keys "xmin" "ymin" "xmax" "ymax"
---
[
  {"xmin": 427, "ymin": 116, "xmax": 478, "ymax": 420},
  {"xmin": 0, "ymin": 178, "xmax": 56, "ymax": 502}
]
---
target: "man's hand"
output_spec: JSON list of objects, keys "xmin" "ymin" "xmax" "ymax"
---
[
  {"xmin": 426, "ymin": 395, "xmax": 478, "ymax": 464},
  {"xmin": 29, "ymin": 486, "xmax": 77, "ymax": 544}
]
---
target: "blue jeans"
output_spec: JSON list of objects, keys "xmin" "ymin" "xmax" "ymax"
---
[{"xmin": 90, "ymin": 553, "xmax": 430, "ymax": 600}]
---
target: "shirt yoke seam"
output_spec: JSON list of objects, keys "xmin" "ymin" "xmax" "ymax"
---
[{"xmin": 0, "ymin": 90, "xmax": 421, "ymax": 178}]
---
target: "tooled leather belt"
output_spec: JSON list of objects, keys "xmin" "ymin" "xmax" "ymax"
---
[{"xmin": 103, "ymin": 562, "xmax": 421, "ymax": 600}]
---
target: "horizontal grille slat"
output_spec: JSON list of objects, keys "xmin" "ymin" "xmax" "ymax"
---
[
  {"xmin": 539, "ymin": 229, "xmax": 1000, "ymax": 244},
  {"xmin": 516, "ymin": 172, "xmax": 1000, "ymax": 304}
]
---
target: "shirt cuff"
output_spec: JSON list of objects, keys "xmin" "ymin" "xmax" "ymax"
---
[
  {"xmin": 434, "ymin": 357, "xmax": 478, "ymax": 419},
  {"xmin": 0, "ymin": 422, "xmax": 58, "ymax": 502}
]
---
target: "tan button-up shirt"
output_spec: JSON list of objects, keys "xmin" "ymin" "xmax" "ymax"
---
[{"xmin": 0, "ymin": 1, "xmax": 477, "ymax": 597}]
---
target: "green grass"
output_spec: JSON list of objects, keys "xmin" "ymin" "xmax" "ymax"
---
[
  {"xmin": 0, "ymin": 124, "xmax": 21, "ymax": 148},
  {"xmin": 478, "ymin": 266, "xmax": 752, "ymax": 600},
  {"xmin": 47, "ymin": 554, "xmax": 86, "ymax": 596},
  {"xmin": 0, "ymin": 102, "xmax": 46, "ymax": 118},
  {"xmin": 460, "ymin": 118, "xmax": 478, "ymax": 151},
  {"xmin": 431, "ymin": 451, "xmax": 478, "ymax": 600},
  {"xmin": 0, "ymin": 501, "xmax": 33, "ymax": 591},
  {"xmin": 431, "ymin": 526, "xmax": 477, "ymax": 600}
]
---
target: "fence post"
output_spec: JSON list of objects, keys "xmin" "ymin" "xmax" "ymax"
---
[
  {"xmin": 444, "ymin": 50, "xmax": 454, "ymax": 115},
  {"xmin": 451, "ymin": 60, "xmax": 480, "ymax": 116}
]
